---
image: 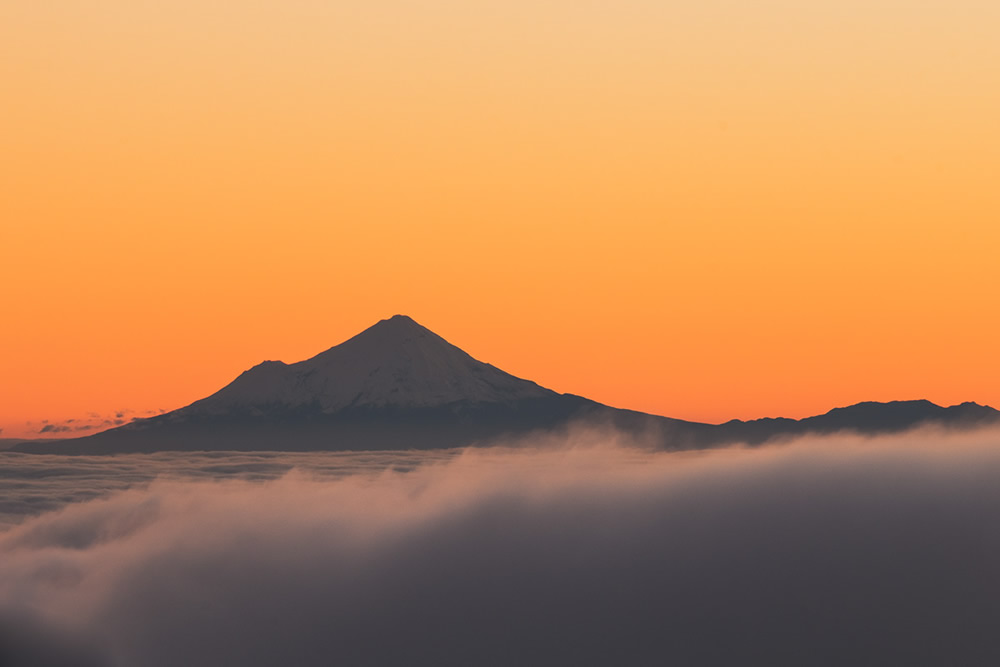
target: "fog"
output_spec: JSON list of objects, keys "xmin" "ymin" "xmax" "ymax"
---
[{"xmin": 2, "ymin": 428, "xmax": 1000, "ymax": 666}]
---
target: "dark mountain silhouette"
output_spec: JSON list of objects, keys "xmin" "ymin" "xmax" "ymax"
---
[
  {"xmin": 710, "ymin": 399, "xmax": 1000, "ymax": 445},
  {"xmin": 16, "ymin": 315, "xmax": 1000, "ymax": 454}
]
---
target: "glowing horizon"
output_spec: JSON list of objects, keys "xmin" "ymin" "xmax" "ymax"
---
[{"xmin": 2, "ymin": 0, "xmax": 998, "ymax": 437}]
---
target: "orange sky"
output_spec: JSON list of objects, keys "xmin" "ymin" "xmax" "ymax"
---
[{"xmin": 2, "ymin": 1, "xmax": 999, "ymax": 438}]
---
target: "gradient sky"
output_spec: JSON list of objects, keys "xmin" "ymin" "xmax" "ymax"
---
[{"xmin": 2, "ymin": 1, "xmax": 998, "ymax": 437}]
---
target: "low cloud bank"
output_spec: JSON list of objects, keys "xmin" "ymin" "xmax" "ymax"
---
[
  {"xmin": 2, "ymin": 429, "xmax": 1000, "ymax": 666},
  {"xmin": 0, "ymin": 449, "xmax": 455, "ymax": 529}
]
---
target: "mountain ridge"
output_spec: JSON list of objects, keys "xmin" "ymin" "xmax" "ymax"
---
[{"xmin": 15, "ymin": 316, "xmax": 1000, "ymax": 454}]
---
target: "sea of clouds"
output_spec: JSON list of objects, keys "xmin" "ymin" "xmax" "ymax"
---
[{"xmin": 2, "ymin": 427, "xmax": 1000, "ymax": 666}]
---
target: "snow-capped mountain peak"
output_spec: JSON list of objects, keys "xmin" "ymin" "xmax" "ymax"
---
[{"xmin": 187, "ymin": 315, "xmax": 555, "ymax": 415}]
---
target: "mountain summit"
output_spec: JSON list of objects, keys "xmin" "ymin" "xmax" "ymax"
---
[
  {"xmin": 189, "ymin": 315, "xmax": 554, "ymax": 416},
  {"xmin": 18, "ymin": 316, "xmax": 1000, "ymax": 454}
]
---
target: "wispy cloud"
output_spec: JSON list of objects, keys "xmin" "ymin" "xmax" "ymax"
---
[
  {"xmin": 38, "ymin": 424, "xmax": 73, "ymax": 434},
  {"xmin": 29, "ymin": 411, "xmax": 143, "ymax": 436}
]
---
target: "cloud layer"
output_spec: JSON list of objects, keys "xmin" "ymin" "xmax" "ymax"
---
[{"xmin": 2, "ymin": 430, "xmax": 1000, "ymax": 666}]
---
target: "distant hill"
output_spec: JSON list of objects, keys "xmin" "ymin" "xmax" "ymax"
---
[
  {"xmin": 710, "ymin": 399, "xmax": 1000, "ymax": 445},
  {"xmin": 1, "ymin": 438, "xmax": 68, "ymax": 451},
  {"xmin": 16, "ymin": 315, "xmax": 1000, "ymax": 454}
]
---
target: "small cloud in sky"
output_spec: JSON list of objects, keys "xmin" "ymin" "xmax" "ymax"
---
[
  {"xmin": 17, "ymin": 411, "xmax": 139, "ymax": 439},
  {"xmin": 39, "ymin": 424, "xmax": 72, "ymax": 434}
]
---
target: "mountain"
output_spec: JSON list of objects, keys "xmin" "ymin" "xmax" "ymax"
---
[
  {"xmin": 16, "ymin": 315, "xmax": 1000, "ymax": 454},
  {"xmin": 21, "ymin": 315, "xmax": 702, "ymax": 454},
  {"xmin": 711, "ymin": 399, "xmax": 1000, "ymax": 445}
]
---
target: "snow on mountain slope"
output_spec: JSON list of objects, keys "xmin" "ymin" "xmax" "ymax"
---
[{"xmin": 185, "ymin": 315, "xmax": 556, "ymax": 415}]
